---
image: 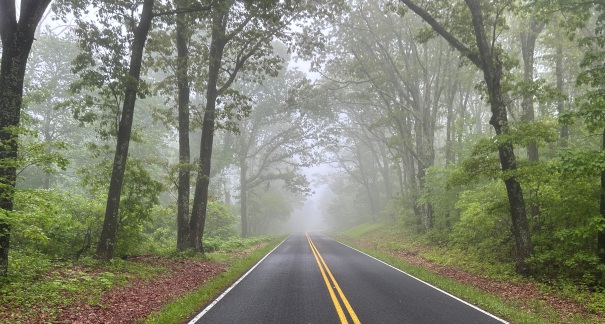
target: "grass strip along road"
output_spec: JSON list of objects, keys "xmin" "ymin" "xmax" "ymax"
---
[{"xmin": 189, "ymin": 233, "xmax": 508, "ymax": 323}]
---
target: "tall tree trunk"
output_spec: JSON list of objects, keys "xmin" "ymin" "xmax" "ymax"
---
[
  {"xmin": 467, "ymin": 0, "xmax": 533, "ymax": 274},
  {"xmin": 189, "ymin": 8, "xmax": 228, "ymax": 252},
  {"xmin": 445, "ymin": 81, "xmax": 458, "ymax": 166},
  {"xmin": 556, "ymin": 45, "xmax": 568, "ymax": 146},
  {"xmin": 520, "ymin": 18, "xmax": 545, "ymax": 220},
  {"xmin": 598, "ymin": 127, "xmax": 605, "ymax": 263},
  {"xmin": 175, "ymin": 0, "xmax": 191, "ymax": 251},
  {"xmin": 240, "ymin": 159, "xmax": 249, "ymax": 237},
  {"xmin": 43, "ymin": 116, "xmax": 52, "ymax": 189},
  {"xmin": 95, "ymin": 0, "xmax": 155, "ymax": 261},
  {"xmin": 520, "ymin": 18, "xmax": 545, "ymax": 162},
  {"xmin": 0, "ymin": 0, "xmax": 53, "ymax": 276},
  {"xmin": 379, "ymin": 143, "xmax": 393, "ymax": 202}
]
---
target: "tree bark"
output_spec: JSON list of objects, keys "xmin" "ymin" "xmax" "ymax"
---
[
  {"xmin": 520, "ymin": 18, "xmax": 545, "ymax": 220},
  {"xmin": 466, "ymin": 0, "xmax": 533, "ymax": 274},
  {"xmin": 598, "ymin": 127, "xmax": 605, "ymax": 263},
  {"xmin": 240, "ymin": 158, "xmax": 249, "ymax": 237},
  {"xmin": 189, "ymin": 6, "xmax": 229, "ymax": 252},
  {"xmin": 520, "ymin": 18, "xmax": 545, "ymax": 162},
  {"xmin": 445, "ymin": 80, "xmax": 458, "ymax": 166},
  {"xmin": 95, "ymin": 0, "xmax": 155, "ymax": 261},
  {"xmin": 555, "ymin": 45, "xmax": 568, "ymax": 146},
  {"xmin": 0, "ymin": 0, "xmax": 52, "ymax": 276},
  {"xmin": 175, "ymin": 0, "xmax": 191, "ymax": 251}
]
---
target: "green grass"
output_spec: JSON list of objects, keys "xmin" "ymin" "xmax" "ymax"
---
[
  {"xmin": 144, "ymin": 236, "xmax": 285, "ymax": 324},
  {"xmin": 334, "ymin": 224, "xmax": 599, "ymax": 324},
  {"xmin": 341, "ymin": 222, "xmax": 385, "ymax": 239}
]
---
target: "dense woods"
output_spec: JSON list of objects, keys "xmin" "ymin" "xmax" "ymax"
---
[{"xmin": 4, "ymin": 0, "xmax": 605, "ymax": 314}]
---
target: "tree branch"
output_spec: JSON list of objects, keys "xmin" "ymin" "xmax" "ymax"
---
[
  {"xmin": 398, "ymin": 0, "xmax": 483, "ymax": 68},
  {"xmin": 153, "ymin": 5, "xmax": 212, "ymax": 18}
]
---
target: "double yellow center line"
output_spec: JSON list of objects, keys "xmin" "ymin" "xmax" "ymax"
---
[{"xmin": 305, "ymin": 232, "xmax": 361, "ymax": 324}]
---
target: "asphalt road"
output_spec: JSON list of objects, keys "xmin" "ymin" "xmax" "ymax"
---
[{"xmin": 189, "ymin": 232, "xmax": 508, "ymax": 324}]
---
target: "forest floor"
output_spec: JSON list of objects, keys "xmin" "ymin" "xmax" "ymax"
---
[
  {"xmin": 54, "ymin": 256, "xmax": 226, "ymax": 323},
  {"xmin": 0, "ymin": 255, "xmax": 226, "ymax": 323}
]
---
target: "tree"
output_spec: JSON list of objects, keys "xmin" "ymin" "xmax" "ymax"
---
[
  {"xmin": 322, "ymin": 1, "xmax": 471, "ymax": 229},
  {"xmin": 0, "ymin": 0, "xmax": 53, "ymax": 276},
  {"xmin": 174, "ymin": 0, "xmax": 193, "ymax": 251},
  {"xmin": 247, "ymin": 186, "xmax": 296, "ymax": 235},
  {"xmin": 144, "ymin": 0, "xmax": 213, "ymax": 252},
  {"xmin": 21, "ymin": 33, "xmax": 80, "ymax": 189},
  {"xmin": 95, "ymin": 0, "xmax": 155, "ymax": 261},
  {"xmin": 519, "ymin": 16, "xmax": 546, "ymax": 162},
  {"xmin": 55, "ymin": 0, "xmax": 156, "ymax": 260},
  {"xmin": 397, "ymin": 0, "xmax": 534, "ymax": 274},
  {"xmin": 235, "ymin": 69, "xmax": 321, "ymax": 236}
]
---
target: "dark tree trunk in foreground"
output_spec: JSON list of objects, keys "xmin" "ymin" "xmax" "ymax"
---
[
  {"xmin": 175, "ymin": 0, "xmax": 191, "ymax": 251},
  {"xmin": 0, "ymin": 0, "xmax": 52, "ymax": 276},
  {"xmin": 189, "ymin": 7, "xmax": 229, "ymax": 252},
  {"xmin": 95, "ymin": 0, "xmax": 155, "ymax": 261},
  {"xmin": 466, "ymin": 0, "xmax": 533, "ymax": 274},
  {"xmin": 400, "ymin": 0, "xmax": 533, "ymax": 274}
]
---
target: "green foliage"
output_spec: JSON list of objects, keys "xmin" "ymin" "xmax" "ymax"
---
[
  {"xmin": 452, "ymin": 182, "xmax": 514, "ymax": 262},
  {"xmin": 139, "ymin": 200, "xmax": 238, "ymax": 254},
  {"xmin": 558, "ymin": 149, "xmax": 605, "ymax": 177},
  {"xmin": 205, "ymin": 200, "xmax": 238, "ymax": 240},
  {"xmin": 78, "ymin": 156, "xmax": 164, "ymax": 256},
  {"xmin": 141, "ymin": 205, "xmax": 178, "ymax": 253},
  {"xmin": 527, "ymin": 166, "xmax": 604, "ymax": 283},
  {"xmin": 248, "ymin": 187, "xmax": 294, "ymax": 235},
  {"xmin": 202, "ymin": 236, "xmax": 272, "ymax": 253},
  {"xmin": 588, "ymin": 290, "xmax": 605, "ymax": 314},
  {"xmin": 118, "ymin": 161, "xmax": 164, "ymax": 256},
  {"xmin": 9, "ymin": 189, "xmax": 103, "ymax": 260},
  {"xmin": 421, "ymin": 167, "xmax": 462, "ymax": 233}
]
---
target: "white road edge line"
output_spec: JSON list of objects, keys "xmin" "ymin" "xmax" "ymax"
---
[
  {"xmin": 187, "ymin": 236, "xmax": 290, "ymax": 324},
  {"xmin": 324, "ymin": 234, "xmax": 510, "ymax": 324}
]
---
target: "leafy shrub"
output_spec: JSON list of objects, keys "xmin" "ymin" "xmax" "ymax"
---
[
  {"xmin": 205, "ymin": 200, "xmax": 238, "ymax": 239},
  {"xmin": 451, "ymin": 182, "xmax": 513, "ymax": 262},
  {"xmin": 10, "ymin": 189, "xmax": 104, "ymax": 260}
]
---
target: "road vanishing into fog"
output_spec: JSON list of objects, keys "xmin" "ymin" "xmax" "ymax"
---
[{"xmin": 188, "ymin": 232, "xmax": 508, "ymax": 324}]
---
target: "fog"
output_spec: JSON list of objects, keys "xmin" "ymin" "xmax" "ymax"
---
[{"xmin": 274, "ymin": 164, "xmax": 335, "ymax": 234}]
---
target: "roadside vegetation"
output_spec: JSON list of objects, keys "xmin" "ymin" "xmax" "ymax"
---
[{"xmin": 336, "ymin": 223, "xmax": 605, "ymax": 323}]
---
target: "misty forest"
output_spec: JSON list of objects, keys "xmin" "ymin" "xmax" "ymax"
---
[{"xmin": 3, "ymin": 0, "xmax": 605, "ymax": 322}]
